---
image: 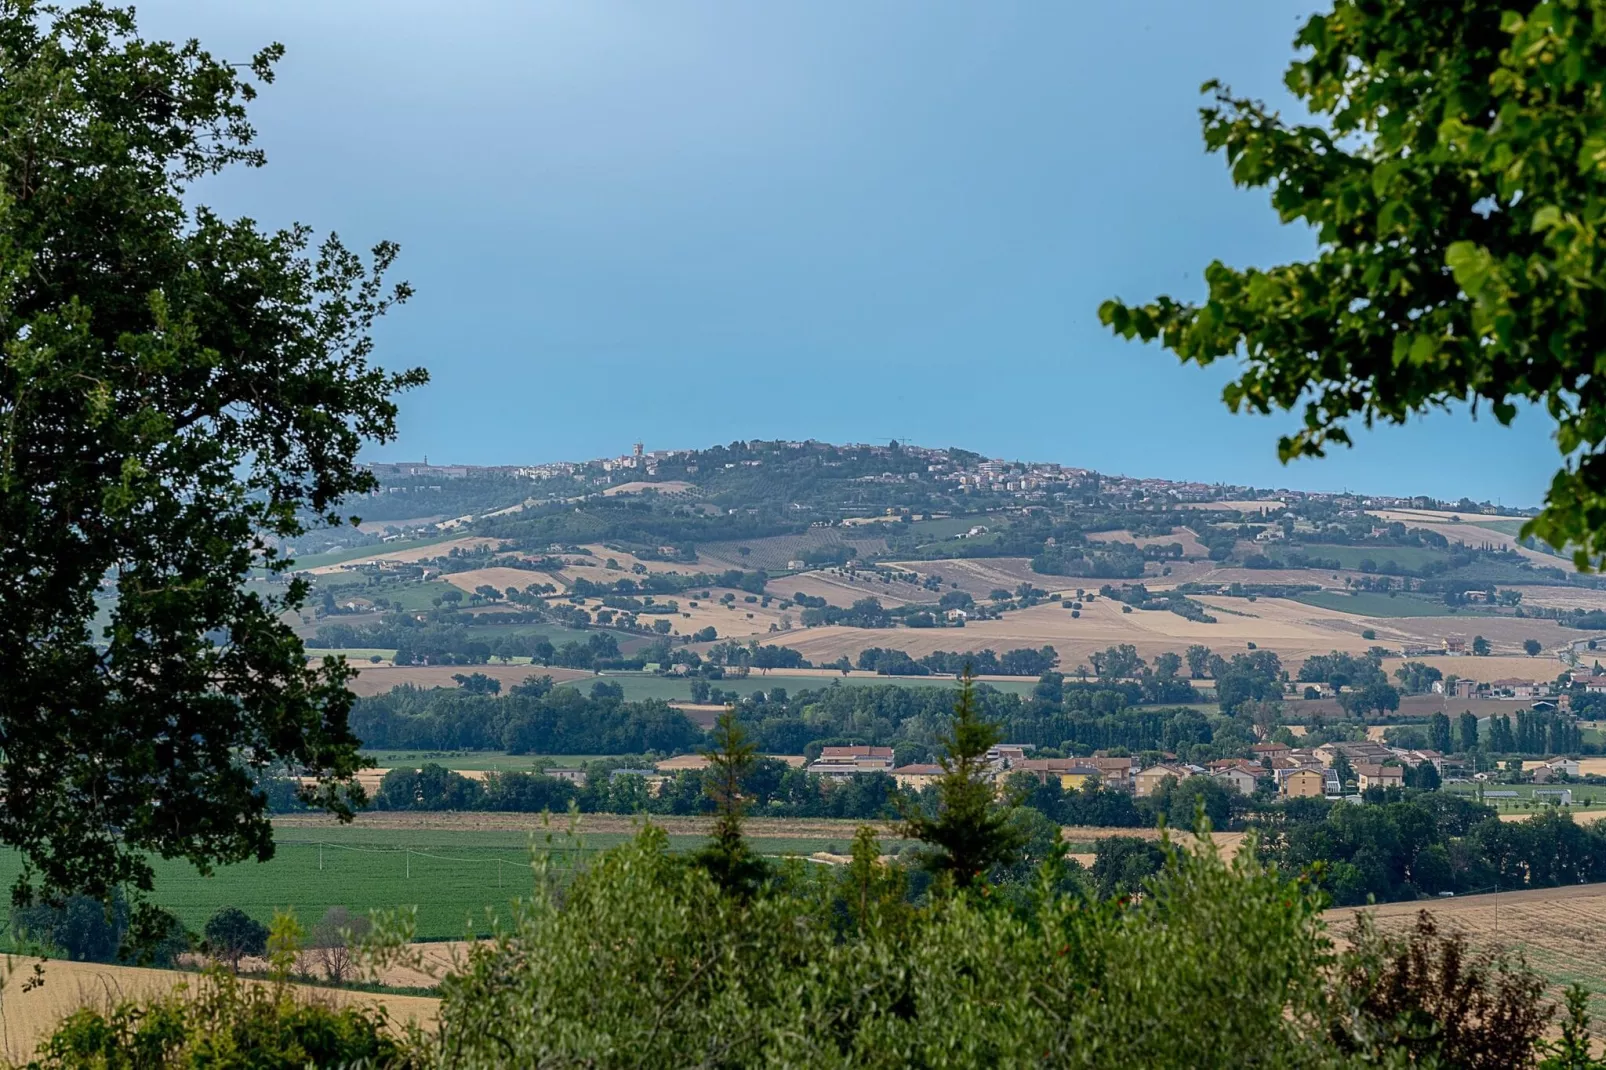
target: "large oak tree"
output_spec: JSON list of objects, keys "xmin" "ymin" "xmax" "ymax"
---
[
  {"xmin": 0, "ymin": 1, "xmax": 423, "ymax": 922},
  {"xmin": 1102, "ymin": 1, "xmax": 1606, "ymax": 564}
]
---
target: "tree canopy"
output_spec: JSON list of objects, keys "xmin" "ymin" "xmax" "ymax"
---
[
  {"xmin": 1101, "ymin": 1, "xmax": 1606, "ymax": 564},
  {"xmin": 0, "ymin": 3, "xmax": 422, "ymax": 911}
]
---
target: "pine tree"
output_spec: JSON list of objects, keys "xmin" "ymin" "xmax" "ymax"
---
[
  {"xmin": 693, "ymin": 709, "xmax": 767, "ymax": 898},
  {"xmin": 901, "ymin": 670, "xmax": 1024, "ymax": 890}
]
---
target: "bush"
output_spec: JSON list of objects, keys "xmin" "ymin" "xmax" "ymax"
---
[
  {"xmin": 432, "ymin": 826, "xmax": 1345, "ymax": 1066},
  {"xmin": 11, "ymin": 895, "xmax": 127, "ymax": 964},
  {"xmin": 204, "ymin": 907, "xmax": 268, "ymax": 970},
  {"xmin": 26, "ymin": 972, "xmax": 408, "ymax": 1069},
  {"xmin": 10, "ymin": 894, "xmax": 188, "ymax": 967},
  {"xmin": 309, "ymin": 906, "xmax": 372, "ymax": 984},
  {"xmin": 1328, "ymin": 912, "xmax": 1550, "ymax": 1067}
]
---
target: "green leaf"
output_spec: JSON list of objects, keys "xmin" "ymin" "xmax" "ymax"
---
[
  {"xmin": 1445, "ymin": 241, "xmax": 1491, "ymax": 293},
  {"xmin": 1408, "ymin": 333, "xmax": 1438, "ymax": 365}
]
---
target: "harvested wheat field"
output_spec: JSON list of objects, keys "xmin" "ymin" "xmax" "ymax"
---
[
  {"xmin": 779, "ymin": 570, "xmax": 924, "ymax": 608},
  {"xmin": 1327, "ymin": 882, "xmax": 1606, "ymax": 1036},
  {"xmin": 1086, "ymin": 529, "xmax": 1209, "ymax": 558},
  {"xmin": 302, "ymin": 537, "xmax": 504, "ymax": 575},
  {"xmin": 1141, "ymin": 559, "xmax": 1226, "ymax": 585},
  {"xmin": 668, "ymin": 702, "xmax": 728, "ymax": 727},
  {"xmin": 1161, "ymin": 565, "xmax": 1367, "ymax": 590},
  {"xmin": 442, "ymin": 567, "xmax": 557, "ymax": 596},
  {"xmin": 371, "ymin": 942, "xmax": 476, "ymax": 989},
  {"xmin": 1061, "ymin": 826, "xmax": 1246, "ymax": 861},
  {"xmin": 1381, "ymin": 615, "xmax": 1585, "ymax": 654},
  {"xmin": 0, "ymin": 959, "xmax": 438, "ymax": 1063},
  {"xmin": 575, "ymin": 544, "xmax": 699, "ymax": 574},
  {"xmin": 1401, "ymin": 654, "xmax": 1570, "ymax": 684},
  {"xmin": 601, "ymin": 480, "xmax": 696, "ymax": 497},
  {"xmin": 883, "ymin": 558, "xmax": 1060, "ymax": 599},
  {"xmin": 1498, "ymin": 808, "xmax": 1606, "ymax": 825},
  {"xmin": 1365, "ymin": 510, "xmax": 1572, "ymax": 571},
  {"xmin": 768, "ymin": 595, "xmax": 1383, "ymax": 672},
  {"xmin": 756, "ymin": 577, "xmax": 1602, "ymax": 677},
  {"xmin": 343, "ymin": 664, "xmax": 595, "ymax": 697},
  {"xmin": 668, "ymin": 588, "xmax": 791, "ymax": 641},
  {"xmin": 1520, "ymin": 759, "xmax": 1606, "ymax": 778},
  {"xmin": 1177, "ymin": 499, "xmax": 1286, "ymax": 512},
  {"xmin": 1366, "ymin": 507, "xmax": 1529, "ymax": 526},
  {"xmin": 297, "ymin": 766, "xmax": 507, "ymax": 795},
  {"xmin": 1511, "ymin": 585, "xmax": 1606, "ymax": 612}
]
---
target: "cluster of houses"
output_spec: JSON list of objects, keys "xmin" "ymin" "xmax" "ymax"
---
[
  {"xmin": 602, "ymin": 739, "xmax": 1588, "ymax": 802},
  {"xmin": 798, "ymin": 740, "xmax": 1465, "ymax": 801}
]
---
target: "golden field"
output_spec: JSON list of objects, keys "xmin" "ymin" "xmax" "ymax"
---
[
  {"xmin": 442, "ymin": 567, "xmax": 555, "ymax": 596},
  {"xmin": 0, "ymin": 959, "xmax": 437, "ymax": 1064},
  {"xmin": 761, "ymin": 583, "xmax": 1602, "ymax": 680},
  {"xmin": 343, "ymin": 664, "xmax": 595, "ymax": 697},
  {"xmin": 1086, "ymin": 528, "xmax": 1209, "ymax": 557},
  {"xmin": 1328, "ymin": 882, "xmax": 1606, "ymax": 1037},
  {"xmin": 303, "ymin": 537, "xmax": 503, "ymax": 575}
]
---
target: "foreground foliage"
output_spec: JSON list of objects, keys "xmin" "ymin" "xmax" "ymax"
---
[
  {"xmin": 1101, "ymin": 0, "xmax": 1606, "ymax": 565},
  {"xmin": 15, "ymin": 823, "xmax": 1591, "ymax": 1068},
  {"xmin": 20, "ymin": 972, "xmax": 408, "ymax": 1070},
  {"xmin": 0, "ymin": 0, "xmax": 421, "ymax": 916},
  {"xmin": 431, "ymin": 827, "xmax": 1336, "ymax": 1068}
]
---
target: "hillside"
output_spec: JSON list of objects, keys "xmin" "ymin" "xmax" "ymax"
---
[{"xmin": 282, "ymin": 440, "xmax": 1606, "ymax": 692}]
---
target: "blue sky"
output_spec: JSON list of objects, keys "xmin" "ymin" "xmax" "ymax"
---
[{"xmin": 142, "ymin": 1, "xmax": 1554, "ymax": 505}]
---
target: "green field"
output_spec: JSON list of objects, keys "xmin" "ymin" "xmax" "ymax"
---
[
  {"xmin": 1292, "ymin": 590, "xmax": 1460, "ymax": 617},
  {"xmin": 1441, "ymin": 781, "xmax": 1606, "ymax": 814},
  {"xmin": 382, "ymin": 580, "xmax": 472, "ymax": 611},
  {"xmin": 0, "ymin": 823, "xmax": 911, "ymax": 946},
  {"xmin": 1465, "ymin": 519, "xmax": 1530, "ymax": 537},
  {"xmin": 1291, "ymin": 544, "xmax": 1451, "ymax": 572}
]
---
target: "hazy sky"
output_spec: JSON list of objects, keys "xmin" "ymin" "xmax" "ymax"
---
[{"xmin": 139, "ymin": 1, "xmax": 1555, "ymax": 505}]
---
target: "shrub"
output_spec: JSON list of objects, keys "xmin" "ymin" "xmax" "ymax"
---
[
  {"xmin": 1328, "ymin": 912, "xmax": 1550, "ymax": 1067},
  {"xmin": 204, "ymin": 908, "xmax": 268, "ymax": 971},
  {"xmin": 432, "ymin": 825, "xmax": 1346, "ymax": 1066},
  {"xmin": 26, "ymin": 972, "xmax": 408, "ymax": 1069}
]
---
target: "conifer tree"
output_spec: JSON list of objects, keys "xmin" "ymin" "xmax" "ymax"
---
[
  {"xmin": 902, "ymin": 671, "xmax": 1024, "ymax": 890},
  {"xmin": 693, "ymin": 709, "xmax": 767, "ymax": 897}
]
